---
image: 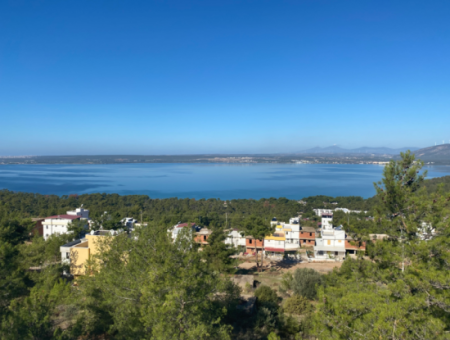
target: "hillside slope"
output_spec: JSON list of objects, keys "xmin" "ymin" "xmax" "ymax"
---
[{"xmin": 413, "ymin": 144, "xmax": 450, "ymax": 163}]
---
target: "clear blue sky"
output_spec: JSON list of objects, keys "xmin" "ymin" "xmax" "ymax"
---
[{"xmin": 1, "ymin": 0, "xmax": 449, "ymax": 155}]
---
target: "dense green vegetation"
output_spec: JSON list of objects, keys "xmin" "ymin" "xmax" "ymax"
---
[{"xmin": 0, "ymin": 153, "xmax": 449, "ymax": 339}]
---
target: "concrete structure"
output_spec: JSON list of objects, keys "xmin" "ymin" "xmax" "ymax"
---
[
  {"xmin": 195, "ymin": 228, "xmax": 212, "ymax": 246},
  {"xmin": 60, "ymin": 230, "xmax": 117, "ymax": 276},
  {"xmin": 245, "ymin": 236, "xmax": 264, "ymax": 254},
  {"xmin": 42, "ymin": 207, "xmax": 90, "ymax": 240},
  {"xmin": 314, "ymin": 214, "xmax": 366, "ymax": 260},
  {"xmin": 224, "ymin": 229, "xmax": 246, "ymax": 248},
  {"xmin": 299, "ymin": 226, "xmax": 316, "ymax": 246},
  {"xmin": 314, "ymin": 213, "xmax": 346, "ymax": 260}
]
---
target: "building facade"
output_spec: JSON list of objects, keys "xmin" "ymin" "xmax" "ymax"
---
[{"xmin": 42, "ymin": 207, "xmax": 90, "ymax": 240}]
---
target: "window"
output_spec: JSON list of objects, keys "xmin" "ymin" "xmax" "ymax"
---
[
  {"xmin": 318, "ymin": 251, "xmax": 324, "ymax": 255},
  {"xmin": 303, "ymin": 239, "xmax": 306, "ymax": 243},
  {"xmin": 249, "ymin": 239, "xmax": 252, "ymax": 244},
  {"xmin": 203, "ymin": 236, "xmax": 207, "ymax": 241},
  {"xmin": 335, "ymin": 251, "xmax": 338, "ymax": 256},
  {"xmin": 309, "ymin": 233, "xmax": 312, "ymax": 236},
  {"xmin": 46, "ymin": 226, "xmax": 48, "ymax": 229},
  {"xmin": 327, "ymin": 240, "xmax": 331, "ymax": 245},
  {"xmin": 338, "ymin": 240, "xmax": 341, "ymax": 243},
  {"xmin": 66, "ymin": 252, "xmax": 70, "ymax": 259}
]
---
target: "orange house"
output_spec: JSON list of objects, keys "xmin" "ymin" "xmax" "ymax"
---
[
  {"xmin": 299, "ymin": 227, "xmax": 316, "ymax": 247},
  {"xmin": 245, "ymin": 236, "xmax": 264, "ymax": 253},
  {"xmin": 195, "ymin": 228, "xmax": 212, "ymax": 245},
  {"xmin": 345, "ymin": 239, "xmax": 366, "ymax": 255}
]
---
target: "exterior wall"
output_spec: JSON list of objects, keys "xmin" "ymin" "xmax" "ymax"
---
[
  {"xmin": 67, "ymin": 208, "xmax": 90, "ymax": 219},
  {"xmin": 246, "ymin": 238, "xmax": 264, "ymax": 249},
  {"xmin": 315, "ymin": 250, "xmax": 346, "ymax": 260},
  {"xmin": 300, "ymin": 239, "xmax": 315, "ymax": 246},
  {"xmin": 225, "ymin": 231, "xmax": 246, "ymax": 247},
  {"xmin": 195, "ymin": 234, "xmax": 209, "ymax": 244},
  {"xmin": 70, "ymin": 241, "xmax": 90, "ymax": 276},
  {"xmin": 313, "ymin": 209, "xmax": 333, "ymax": 216},
  {"xmin": 299, "ymin": 231, "xmax": 315, "ymax": 239},
  {"xmin": 43, "ymin": 220, "xmax": 72, "ymax": 240},
  {"xmin": 264, "ymin": 239, "xmax": 285, "ymax": 249},
  {"xmin": 321, "ymin": 238, "xmax": 345, "ymax": 247},
  {"xmin": 69, "ymin": 235, "xmax": 112, "ymax": 276}
]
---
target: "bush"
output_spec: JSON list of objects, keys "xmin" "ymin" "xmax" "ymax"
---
[
  {"xmin": 283, "ymin": 295, "xmax": 312, "ymax": 315},
  {"xmin": 254, "ymin": 285, "xmax": 279, "ymax": 309},
  {"xmin": 281, "ymin": 268, "xmax": 324, "ymax": 300}
]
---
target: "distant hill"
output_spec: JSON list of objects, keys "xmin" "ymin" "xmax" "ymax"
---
[
  {"xmin": 298, "ymin": 146, "xmax": 419, "ymax": 155},
  {"xmin": 412, "ymin": 144, "xmax": 450, "ymax": 163}
]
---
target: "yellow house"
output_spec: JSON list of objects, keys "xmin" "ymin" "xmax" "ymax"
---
[{"xmin": 60, "ymin": 230, "xmax": 116, "ymax": 276}]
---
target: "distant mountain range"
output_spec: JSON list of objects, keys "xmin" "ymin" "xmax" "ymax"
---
[
  {"xmin": 297, "ymin": 146, "xmax": 419, "ymax": 155},
  {"xmin": 411, "ymin": 144, "xmax": 450, "ymax": 163}
]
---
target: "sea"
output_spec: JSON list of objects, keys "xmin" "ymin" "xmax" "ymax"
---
[{"xmin": 0, "ymin": 163, "xmax": 449, "ymax": 200}]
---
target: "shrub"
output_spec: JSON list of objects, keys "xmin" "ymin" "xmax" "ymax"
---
[
  {"xmin": 283, "ymin": 295, "xmax": 312, "ymax": 315},
  {"xmin": 281, "ymin": 268, "xmax": 324, "ymax": 300},
  {"xmin": 254, "ymin": 285, "xmax": 279, "ymax": 308}
]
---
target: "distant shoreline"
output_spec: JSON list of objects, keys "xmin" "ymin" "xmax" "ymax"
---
[{"xmin": 0, "ymin": 155, "xmax": 448, "ymax": 165}]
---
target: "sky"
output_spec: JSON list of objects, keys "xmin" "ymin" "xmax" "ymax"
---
[{"xmin": 0, "ymin": 0, "xmax": 449, "ymax": 155}]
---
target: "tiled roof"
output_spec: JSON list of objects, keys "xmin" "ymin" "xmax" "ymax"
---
[{"xmin": 176, "ymin": 223, "xmax": 196, "ymax": 228}]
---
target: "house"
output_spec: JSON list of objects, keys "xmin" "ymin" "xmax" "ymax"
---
[
  {"xmin": 245, "ymin": 236, "xmax": 264, "ymax": 254},
  {"xmin": 195, "ymin": 228, "xmax": 212, "ymax": 246},
  {"xmin": 314, "ymin": 213, "xmax": 366, "ymax": 260},
  {"xmin": 42, "ymin": 207, "xmax": 90, "ymax": 240},
  {"xmin": 60, "ymin": 230, "xmax": 117, "ymax": 276},
  {"xmin": 334, "ymin": 208, "xmax": 368, "ymax": 214},
  {"xmin": 344, "ymin": 235, "xmax": 366, "ymax": 256},
  {"xmin": 314, "ymin": 214, "xmax": 346, "ymax": 260},
  {"xmin": 298, "ymin": 226, "xmax": 316, "ymax": 246},
  {"xmin": 264, "ymin": 222, "xmax": 302, "ymax": 259},
  {"xmin": 121, "ymin": 217, "xmax": 138, "ymax": 228},
  {"xmin": 313, "ymin": 209, "xmax": 333, "ymax": 216},
  {"xmin": 168, "ymin": 222, "xmax": 201, "ymax": 241},
  {"xmin": 224, "ymin": 229, "xmax": 246, "ymax": 248}
]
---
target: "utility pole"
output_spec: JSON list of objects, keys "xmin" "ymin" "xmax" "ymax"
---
[
  {"xmin": 140, "ymin": 210, "xmax": 143, "ymax": 224},
  {"xmin": 401, "ymin": 228, "xmax": 405, "ymax": 273}
]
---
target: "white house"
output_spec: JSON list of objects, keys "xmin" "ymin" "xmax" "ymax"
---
[
  {"xmin": 168, "ymin": 222, "xmax": 201, "ymax": 242},
  {"xmin": 314, "ymin": 214, "xmax": 346, "ymax": 260},
  {"xmin": 42, "ymin": 207, "xmax": 90, "ymax": 241},
  {"xmin": 313, "ymin": 209, "xmax": 334, "ymax": 216},
  {"xmin": 224, "ymin": 229, "xmax": 246, "ymax": 248},
  {"xmin": 334, "ymin": 208, "xmax": 368, "ymax": 214}
]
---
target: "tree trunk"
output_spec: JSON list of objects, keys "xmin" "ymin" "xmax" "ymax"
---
[
  {"xmin": 256, "ymin": 248, "xmax": 261, "ymax": 272},
  {"xmin": 261, "ymin": 247, "xmax": 264, "ymax": 269}
]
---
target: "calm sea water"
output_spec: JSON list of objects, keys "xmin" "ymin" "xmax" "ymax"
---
[{"xmin": 0, "ymin": 163, "xmax": 449, "ymax": 200}]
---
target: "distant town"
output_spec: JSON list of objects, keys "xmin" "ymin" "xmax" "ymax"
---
[{"xmin": 1, "ymin": 144, "xmax": 449, "ymax": 165}]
